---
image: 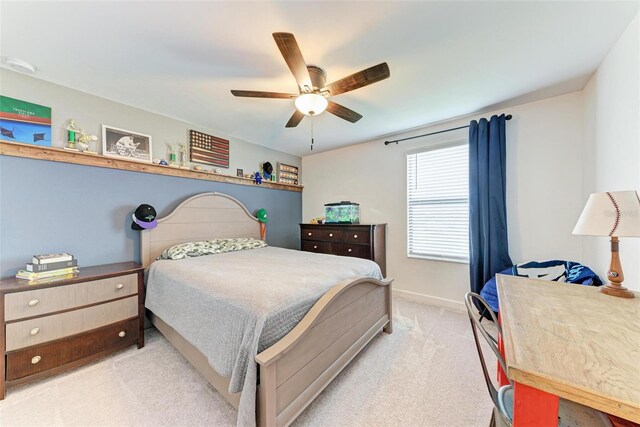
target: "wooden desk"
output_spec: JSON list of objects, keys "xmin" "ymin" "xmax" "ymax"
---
[{"xmin": 496, "ymin": 274, "xmax": 640, "ymax": 426}]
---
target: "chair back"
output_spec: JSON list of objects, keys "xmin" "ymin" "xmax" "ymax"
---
[{"xmin": 464, "ymin": 292, "xmax": 512, "ymax": 409}]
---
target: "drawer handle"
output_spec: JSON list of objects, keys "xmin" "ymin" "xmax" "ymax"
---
[
  {"xmin": 329, "ymin": 233, "xmax": 334, "ymax": 237},
  {"xmin": 30, "ymin": 327, "xmax": 40, "ymax": 336},
  {"xmin": 116, "ymin": 283, "xmax": 124, "ymax": 290},
  {"xmin": 354, "ymin": 234, "xmax": 358, "ymax": 238},
  {"xmin": 308, "ymin": 232, "xmax": 312, "ymax": 236},
  {"xmin": 313, "ymin": 245, "xmax": 318, "ymax": 249},
  {"xmin": 31, "ymin": 356, "xmax": 41, "ymax": 364},
  {"xmin": 118, "ymin": 331, "xmax": 126, "ymax": 338},
  {"xmin": 348, "ymin": 248, "xmax": 353, "ymax": 253},
  {"xmin": 28, "ymin": 299, "xmax": 39, "ymax": 307}
]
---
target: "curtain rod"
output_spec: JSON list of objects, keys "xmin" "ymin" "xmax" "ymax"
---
[{"xmin": 384, "ymin": 114, "xmax": 512, "ymax": 146}]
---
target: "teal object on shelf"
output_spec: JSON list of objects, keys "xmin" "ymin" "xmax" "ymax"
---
[{"xmin": 324, "ymin": 201, "xmax": 360, "ymax": 224}]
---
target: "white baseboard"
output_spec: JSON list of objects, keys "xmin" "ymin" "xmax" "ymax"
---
[{"xmin": 394, "ymin": 288, "xmax": 465, "ymax": 312}]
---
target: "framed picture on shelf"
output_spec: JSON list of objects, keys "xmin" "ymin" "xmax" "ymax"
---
[
  {"xmin": 102, "ymin": 125, "xmax": 152, "ymax": 163},
  {"xmin": 189, "ymin": 129, "xmax": 229, "ymax": 168},
  {"xmin": 236, "ymin": 168, "xmax": 243, "ymax": 177},
  {"xmin": 0, "ymin": 96, "xmax": 52, "ymax": 147}
]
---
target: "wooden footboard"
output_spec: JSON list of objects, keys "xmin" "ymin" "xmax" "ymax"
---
[{"xmin": 255, "ymin": 276, "xmax": 393, "ymax": 427}]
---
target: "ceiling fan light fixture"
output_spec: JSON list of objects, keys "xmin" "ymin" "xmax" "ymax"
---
[{"xmin": 295, "ymin": 93, "xmax": 328, "ymax": 116}]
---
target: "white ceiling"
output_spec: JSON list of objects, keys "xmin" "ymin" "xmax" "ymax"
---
[{"xmin": 1, "ymin": 1, "xmax": 638, "ymax": 156}]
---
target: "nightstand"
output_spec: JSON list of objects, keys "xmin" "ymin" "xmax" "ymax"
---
[{"xmin": 0, "ymin": 261, "xmax": 145, "ymax": 399}]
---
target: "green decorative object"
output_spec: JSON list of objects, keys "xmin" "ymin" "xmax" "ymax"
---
[{"xmin": 256, "ymin": 208, "xmax": 268, "ymax": 223}]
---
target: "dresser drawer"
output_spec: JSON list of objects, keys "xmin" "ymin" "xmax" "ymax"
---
[
  {"xmin": 334, "ymin": 243, "xmax": 371, "ymax": 259},
  {"xmin": 5, "ymin": 273, "xmax": 138, "ymax": 321},
  {"xmin": 6, "ymin": 296, "xmax": 138, "ymax": 351},
  {"xmin": 6, "ymin": 318, "xmax": 139, "ymax": 381},
  {"xmin": 343, "ymin": 229, "xmax": 371, "ymax": 244},
  {"xmin": 301, "ymin": 227, "xmax": 321, "ymax": 241},
  {"xmin": 301, "ymin": 240, "xmax": 331, "ymax": 254},
  {"xmin": 320, "ymin": 229, "xmax": 344, "ymax": 242},
  {"xmin": 301, "ymin": 227, "xmax": 344, "ymax": 242}
]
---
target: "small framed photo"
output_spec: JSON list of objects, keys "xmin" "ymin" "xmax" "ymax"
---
[
  {"xmin": 102, "ymin": 125, "xmax": 152, "ymax": 163},
  {"xmin": 236, "ymin": 168, "xmax": 243, "ymax": 177}
]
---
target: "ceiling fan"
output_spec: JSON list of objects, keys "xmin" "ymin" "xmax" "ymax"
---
[{"xmin": 231, "ymin": 32, "xmax": 390, "ymax": 128}]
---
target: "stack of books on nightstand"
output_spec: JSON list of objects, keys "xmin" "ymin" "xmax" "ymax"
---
[{"xmin": 16, "ymin": 253, "xmax": 79, "ymax": 283}]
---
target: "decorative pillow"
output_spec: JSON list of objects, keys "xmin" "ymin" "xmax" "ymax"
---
[{"xmin": 157, "ymin": 238, "xmax": 267, "ymax": 260}]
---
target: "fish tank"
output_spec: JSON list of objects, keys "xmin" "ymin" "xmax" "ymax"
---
[{"xmin": 324, "ymin": 201, "xmax": 360, "ymax": 224}]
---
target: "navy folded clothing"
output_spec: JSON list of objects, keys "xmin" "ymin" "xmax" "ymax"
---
[{"xmin": 479, "ymin": 260, "xmax": 602, "ymax": 313}]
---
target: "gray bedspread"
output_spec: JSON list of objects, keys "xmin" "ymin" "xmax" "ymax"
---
[{"xmin": 145, "ymin": 246, "xmax": 382, "ymax": 426}]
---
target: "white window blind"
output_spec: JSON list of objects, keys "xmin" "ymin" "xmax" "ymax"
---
[{"xmin": 407, "ymin": 142, "xmax": 469, "ymax": 262}]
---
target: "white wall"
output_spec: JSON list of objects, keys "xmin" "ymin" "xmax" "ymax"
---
[
  {"xmin": 583, "ymin": 12, "xmax": 640, "ymax": 291},
  {"xmin": 302, "ymin": 92, "xmax": 586, "ymax": 306},
  {"xmin": 0, "ymin": 69, "xmax": 301, "ymax": 174}
]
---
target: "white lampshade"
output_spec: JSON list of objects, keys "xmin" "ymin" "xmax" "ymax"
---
[
  {"xmin": 295, "ymin": 93, "xmax": 328, "ymax": 116},
  {"xmin": 573, "ymin": 191, "xmax": 640, "ymax": 237}
]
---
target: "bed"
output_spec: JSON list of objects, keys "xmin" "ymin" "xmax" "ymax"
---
[{"xmin": 141, "ymin": 192, "xmax": 393, "ymax": 427}]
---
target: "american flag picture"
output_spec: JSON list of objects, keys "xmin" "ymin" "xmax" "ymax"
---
[{"xmin": 189, "ymin": 130, "xmax": 229, "ymax": 168}]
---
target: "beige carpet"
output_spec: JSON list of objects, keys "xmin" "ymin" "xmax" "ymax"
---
[{"xmin": 0, "ymin": 298, "xmax": 493, "ymax": 426}]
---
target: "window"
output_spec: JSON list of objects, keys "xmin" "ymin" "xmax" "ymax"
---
[{"xmin": 407, "ymin": 141, "xmax": 469, "ymax": 263}]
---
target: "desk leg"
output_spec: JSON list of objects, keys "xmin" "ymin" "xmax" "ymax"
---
[
  {"xmin": 513, "ymin": 382, "xmax": 559, "ymax": 426},
  {"xmin": 497, "ymin": 313, "xmax": 509, "ymax": 387}
]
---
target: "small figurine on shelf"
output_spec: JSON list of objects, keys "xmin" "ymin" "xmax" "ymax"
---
[
  {"xmin": 254, "ymin": 172, "xmax": 263, "ymax": 185},
  {"xmin": 167, "ymin": 144, "xmax": 177, "ymax": 166},
  {"xmin": 77, "ymin": 130, "xmax": 98, "ymax": 154},
  {"xmin": 178, "ymin": 144, "xmax": 187, "ymax": 168},
  {"xmin": 159, "ymin": 159, "xmax": 169, "ymax": 166}
]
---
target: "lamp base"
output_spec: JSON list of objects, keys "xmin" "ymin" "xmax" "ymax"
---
[{"xmin": 599, "ymin": 283, "xmax": 635, "ymax": 298}]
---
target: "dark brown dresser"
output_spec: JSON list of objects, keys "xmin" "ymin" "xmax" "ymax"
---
[{"xmin": 300, "ymin": 224, "xmax": 387, "ymax": 276}]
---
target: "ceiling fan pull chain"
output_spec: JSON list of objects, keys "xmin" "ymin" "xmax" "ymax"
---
[{"xmin": 311, "ymin": 116, "xmax": 314, "ymax": 151}]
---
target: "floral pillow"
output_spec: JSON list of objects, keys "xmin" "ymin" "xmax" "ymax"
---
[{"xmin": 157, "ymin": 238, "xmax": 267, "ymax": 260}]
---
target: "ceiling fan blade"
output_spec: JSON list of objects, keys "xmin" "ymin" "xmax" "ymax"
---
[
  {"xmin": 273, "ymin": 32, "xmax": 312, "ymax": 92},
  {"xmin": 322, "ymin": 62, "xmax": 390, "ymax": 97},
  {"xmin": 326, "ymin": 101, "xmax": 363, "ymax": 123},
  {"xmin": 285, "ymin": 110, "xmax": 305, "ymax": 128},
  {"xmin": 231, "ymin": 90, "xmax": 297, "ymax": 99}
]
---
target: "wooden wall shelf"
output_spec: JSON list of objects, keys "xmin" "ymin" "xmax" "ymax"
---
[{"xmin": 0, "ymin": 141, "xmax": 303, "ymax": 193}]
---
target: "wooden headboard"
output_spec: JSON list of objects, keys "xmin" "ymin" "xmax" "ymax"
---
[{"xmin": 140, "ymin": 192, "xmax": 261, "ymax": 267}]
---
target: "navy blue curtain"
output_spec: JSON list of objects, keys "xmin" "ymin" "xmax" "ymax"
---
[{"xmin": 469, "ymin": 114, "xmax": 512, "ymax": 296}]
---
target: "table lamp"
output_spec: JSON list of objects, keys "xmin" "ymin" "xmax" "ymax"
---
[{"xmin": 573, "ymin": 190, "xmax": 640, "ymax": 298}]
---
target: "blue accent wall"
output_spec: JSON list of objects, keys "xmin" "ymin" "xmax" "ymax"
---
[{"xmin": 0, "ymin": 156, "xmax": 301, "ymax": 277}]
